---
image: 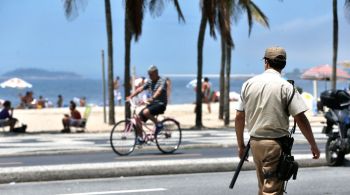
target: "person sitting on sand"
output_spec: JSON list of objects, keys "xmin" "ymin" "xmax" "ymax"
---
[
  {"xmin": 79, "ymin": 97, "xmax": 86, "ymax": 107},
  {"xmin": 37, "ymin": 95, "xmax": 46, "ymax": 109},
  {"xmin": 0, "ymin": 100, "xmax": 18, "ymax": 131},
  {"xmin": 61, "ymin": 101, "xmax": 82, "ymax": 133},
  {"xmin": 19, "ymin": 91, "xmax": 35, "ymax": 109}
]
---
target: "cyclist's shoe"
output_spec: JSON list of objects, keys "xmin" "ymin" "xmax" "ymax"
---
[
  {"xmin": 135, "ymin": 136, "xmax": 145, "ymax": 145},
  {"xmin": 155, "ymin": 123, "xmax": 164, "ymax": 135}
]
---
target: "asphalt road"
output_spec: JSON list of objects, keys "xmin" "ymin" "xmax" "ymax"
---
[
  {"xmin": 1, "ymin": 166, "xmax": 349, "ymax": 195},
  {"xmin": 0, "ymin": 143, "xmax": 325, "ymax": 167}
]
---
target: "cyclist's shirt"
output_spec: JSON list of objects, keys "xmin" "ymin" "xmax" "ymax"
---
[{"xmin": 143, "ymin": 77, "xmax": 167, "ymax": 105}]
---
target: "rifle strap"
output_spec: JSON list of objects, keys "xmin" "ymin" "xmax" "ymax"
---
[{"xmin": 286, "ymin": 83, "xmax": 296, "ymax": 136}]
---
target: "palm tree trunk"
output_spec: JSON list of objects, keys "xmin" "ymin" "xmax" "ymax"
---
[
  {"xmin": 219, "ymin": 36, "xmax": 226, "ymax": 120},
  {"xmin": 104, "ymin": 0, "xmax": 115, "ymax": 125},
  {"xmin": 224, "ymin": 44, "xmax": 231, "ymax": 126},
  {"xmin": 124, "ymin": 9, "xmax": 132, "ymax": 120},
  {"xmin": 332, "ymin": 0, "xmax": 338, "ymax": 90},
  {"xmin": 195, "ymin": 12, "xmax": 207, "ymax": 129}
]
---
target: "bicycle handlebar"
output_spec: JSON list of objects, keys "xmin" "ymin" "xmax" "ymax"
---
[{"xmin": 128, "ymin": 97, "xmax": 149, "ymax": 108}]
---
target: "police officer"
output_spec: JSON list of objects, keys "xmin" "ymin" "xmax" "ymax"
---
[{"xmin": 235, "ymin": 46, "xmax": 320, "ymax": 194}]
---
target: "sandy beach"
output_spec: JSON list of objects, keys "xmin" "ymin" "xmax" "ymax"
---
[{"xmin": 6, "ymin": 102, "xmax": 325, "ymax": 133}]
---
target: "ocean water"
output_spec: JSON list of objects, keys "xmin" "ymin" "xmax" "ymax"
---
[{"xmin": 0, "ymin": 77, "xmax": 348, "ymax": 107}]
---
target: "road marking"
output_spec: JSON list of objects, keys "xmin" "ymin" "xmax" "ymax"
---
[
  {"xmin": 116, "ymin": 153, "xmax": 201, "ymax": 160},
  {"xmin": 57, "ymin": 188, "xmax": 167, "ymax": 195},
  {"xmin": 0, "ymin": 162, "xmax": 22, "ymax": 165}
]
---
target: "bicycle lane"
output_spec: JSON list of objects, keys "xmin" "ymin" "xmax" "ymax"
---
[{"xmin": 0, "ymin": 127, "xmax": 327, "ymax": 167}]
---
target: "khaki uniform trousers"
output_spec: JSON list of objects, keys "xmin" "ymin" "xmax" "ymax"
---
[{"xmin": 250, "ymin": 138, "xmax": 284, "ymax": 195}]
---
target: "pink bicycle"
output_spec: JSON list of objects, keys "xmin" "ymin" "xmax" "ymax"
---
[{"xmin": 110, "ymin": 97, "xmax": 182, "ymax": 156}]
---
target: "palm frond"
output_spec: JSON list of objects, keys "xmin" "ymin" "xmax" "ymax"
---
[
  {"xmin": 230, "ymin": 0, "xmax": 243, "ymax": 24},
  {"xmin": 345, "ymin": 0, "xmax": 350, "ymax": 23},
  {"xmin": 217, "ymin": 0, "xmax": 233, "ymax": 47},
  {"xmin": 203, "ymin": 0, "xmax": 217, "ymax": 39},
  {"xmin": 63, "ymin": 0, "xmax": 87, "ymax": 21},
  {"xmin": 245, "ymin": 4, "xmax": 254, "ymax": 36},
  {"xmin": 149, "ymin": 0, "xmax": 165, "ymax": 18},
  {"xmin": 237, "ymin": 0, "xmax": 253, "ymax": 35},
  {"xmin": 171, "ymin": 0, "xmax": 186, "ymax": 23},
  {"xmin": 238, "ymin": 0, "xmax": 269, "ymax": 36},
  {"xmin": 126, "ymin": 0, "xmax": 146, "ymax": 41},
  {"xmin": 249, "ymin": 1, "xmax": 269, "ymax": 28}
]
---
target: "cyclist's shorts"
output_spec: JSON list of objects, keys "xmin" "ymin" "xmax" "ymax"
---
[{"xmin": 139, "ymin": 102, "xmax": 166, "ymax": 122}]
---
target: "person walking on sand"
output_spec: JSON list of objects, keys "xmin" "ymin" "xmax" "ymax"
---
[
  {"xmin": 202, "ymin": 77, "xmax": 211, "ymax": 113},
  {"xmin": 57, "ymin": 94, "xmax": 63, "ymax": 108},
  {"xmin": 114, "ymin": 76, "xmax": 122, "ymax": 105},
  {"xmin": 165, "ymin": 77, "xmax": 172, "ymax": 104},
  {"xmin": 235, "ymin": 46, "xmax": 320, "ymax": 194}
]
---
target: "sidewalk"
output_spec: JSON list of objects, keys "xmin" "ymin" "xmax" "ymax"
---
[{"xmin": 0, "ymin": 126, "xmax": 334, "ymax": 184}]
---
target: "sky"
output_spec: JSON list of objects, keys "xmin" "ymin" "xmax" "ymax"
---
[{"xmin": 0, "ymin": 0, "xmax": 349, "ymax": 79}]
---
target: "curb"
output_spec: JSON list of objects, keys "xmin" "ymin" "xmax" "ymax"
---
[{"xmin": 0, "ymin": 157, "xmax": 327, "ymax": 184}]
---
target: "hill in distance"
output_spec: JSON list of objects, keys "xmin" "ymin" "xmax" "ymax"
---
[{"xmin": 1, "ymin": 68, "xmax": 82, "ymax": 80}]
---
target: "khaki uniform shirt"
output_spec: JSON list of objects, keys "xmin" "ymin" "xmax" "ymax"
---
[{"xmin": 236, "ymin": 69, "xmax": 308, "ymax": 138}]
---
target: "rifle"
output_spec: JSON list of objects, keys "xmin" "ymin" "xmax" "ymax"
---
[{"xmin": 229, "ymin": 139, "xmax": 250, "ymax": 189}]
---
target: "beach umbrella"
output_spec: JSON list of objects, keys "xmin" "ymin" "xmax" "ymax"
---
[
  {"xmin": 186, "ymin": 78, "xmax": 212, "ymax": 88},
  {"xmin": 301, "ymin": 64, "xmax": 350, "ymax": 81},
  {"xmin": 186, "ymin": 79, "xmax": 198, "ymax": 88},
  {"xmin": 0, "ymin": 77, "xmax": 32, "ymax": 89},
  {"xmin": 301, "ymin": 64, "xmax": 350, "ymax": 100}
]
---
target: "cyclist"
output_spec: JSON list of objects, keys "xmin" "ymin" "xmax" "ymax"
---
[{"xmin": 127, "ymin": 65, "xmax": 167, "ymax": 143}]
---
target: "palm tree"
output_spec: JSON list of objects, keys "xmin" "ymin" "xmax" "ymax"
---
[
  {"xmin": 195, "ymin": 5, "xmax": 207, "ymax": 128},
  {"xmin": 104, "ymin": 0, "xmax": 115, "ymax": 125},
  {"xmin": 218, "ymin": 35, "xmax": 226, "ymax": 120},
  {"xmin": 222, "ymin": 0, "xmax": 269, "ymax": 126},
  {"xmin": 195, "ymin": 0, "xmax": 268, "ymax": 127},
  {"xmin": 63, "ymin": 0, "xmax": 116, "ymax": 125},
  {"xmin": 218, "ymin": 1, "xmax": 234, "ymax": 120},
  {"xmin": 195, "ymin": 0, "xmax": 222, "ymax": 128},
  {"xmin": 124, "ymin": 0, "xmax": 185, "ymax": 119},
  {"xmin": 331, "ymin": 0, "xmax": 350, "ymax": 90},
  {"xmin": 195, "ymin": 0, "xmax": 233, "ymax": 128}
]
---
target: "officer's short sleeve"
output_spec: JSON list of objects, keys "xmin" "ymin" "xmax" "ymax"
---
[{"xmin": 288, "ymin": 89, "xmax": 308, "ymax": 116}]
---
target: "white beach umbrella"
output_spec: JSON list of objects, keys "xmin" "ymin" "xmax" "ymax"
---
[
  {"xmin": 0, "ymin": 77, "xmax": 32, "ymax": 89},
  {"xmin": 186, "ymin": 79, "xmax": 198, "ymax": 88},
  {"xmin": 186, "ymin": 78, "xmax": 212, "ymax": 88}
]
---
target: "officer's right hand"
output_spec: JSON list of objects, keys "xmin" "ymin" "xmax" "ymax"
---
[{"xmin": 238, "ymin": 145, "xmax": 248, "ymax": 161}]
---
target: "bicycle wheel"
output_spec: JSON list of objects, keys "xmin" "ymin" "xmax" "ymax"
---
[
  {"xmin": 110, "ymin": 120, "xmax": 136, "ymax": 156},
  {"xmin": 156, "ymin": 118, "xmax": 182, "ymax": 154}
]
